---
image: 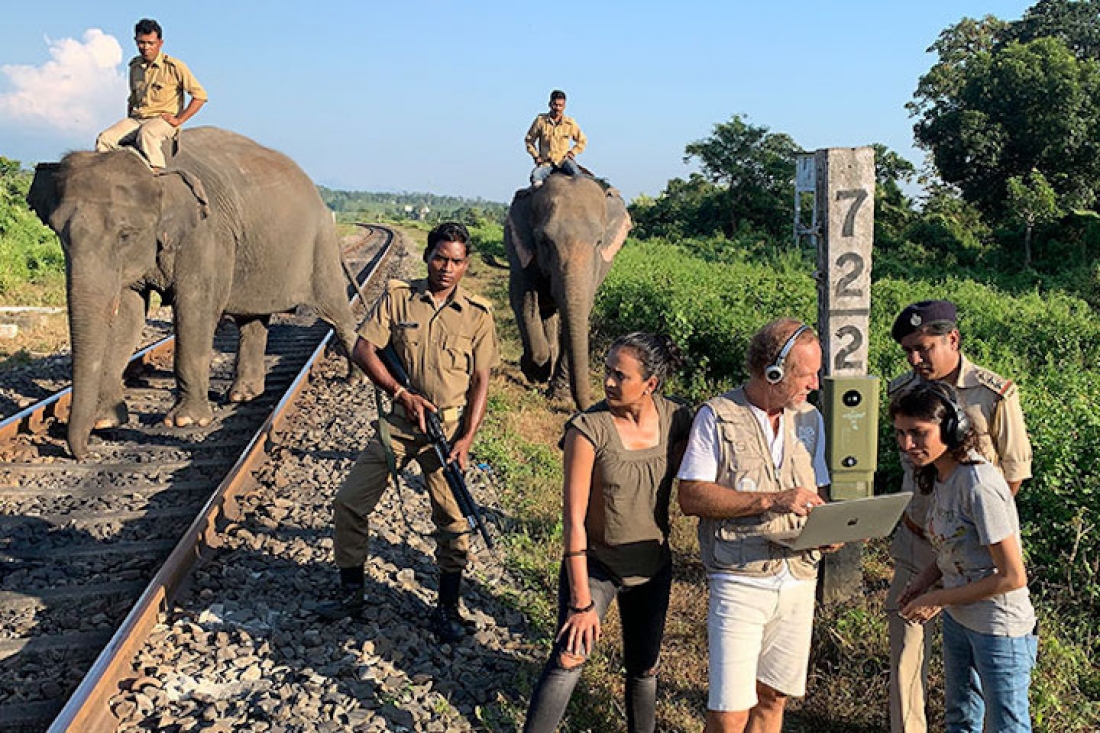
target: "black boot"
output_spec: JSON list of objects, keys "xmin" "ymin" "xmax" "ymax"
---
[
  {"xmin": 430, "ymin": 571, "xmax": 467, "ymax": 643},
  {"xmin": 316, "ymin": 566, "xmax": 365, "ymax": 621}
]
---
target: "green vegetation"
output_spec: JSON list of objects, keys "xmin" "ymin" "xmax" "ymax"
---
[
  {"xmin": 318, "ymin": 186, "xmax": 507, "ymax": 227},
  {"xmin": 0, "ymin": 157, "xmax": 64, "ymax": 300}
]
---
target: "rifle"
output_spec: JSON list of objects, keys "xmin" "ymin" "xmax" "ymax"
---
[{"xmin": 378, "ymin": 345, "xmax": 495, "ymax": 550}]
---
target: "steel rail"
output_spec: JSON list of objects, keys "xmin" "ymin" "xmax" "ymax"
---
[
  {"xmin": 47, "ymin": 224, "xmax": 394, "ymax": 732},
  {"xmin": 0, "ymin": 336, "xmax": 175, "ymax": 443}
]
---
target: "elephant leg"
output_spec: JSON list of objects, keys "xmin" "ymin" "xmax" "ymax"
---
[
  {"xmin": 546, "ymin": 313, "xmax": 570, "ymax": 400},
  {"xmin": 93, "ymin": 288, "xmax": 146, "ymax": 429},
  {"xmin": 510, "ymin": 270, "xmax": 552, "ymax": 382},
  {"xmin": 229, "ymin": 315, "xmax": 269, "ymax": 403},
  {"xmin": 165, "ymin": 294, "xmax": 218, "ymax": 428}
]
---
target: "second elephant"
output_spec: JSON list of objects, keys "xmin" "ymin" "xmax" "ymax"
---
[{"xmin": 504, "ymin": 174, "xmax": 632, "ymax": 410}]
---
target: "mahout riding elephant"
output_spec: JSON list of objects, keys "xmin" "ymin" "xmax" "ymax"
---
[
  {"xmin": 27, "ymin": 127, "xmax": 362, "ymax": 460},
  {"xmin": 504, "ymin": 173, "xmax": 631, "ymax": 410}
]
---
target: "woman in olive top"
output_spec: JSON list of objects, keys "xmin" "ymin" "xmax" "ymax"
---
[
  {"xmin": 524, "ymin": 332, "xmax": 694, "ymax": 733},
  {"xmin": 893, "ymin": 382, "xmax": 1037, "ymax": 733}
]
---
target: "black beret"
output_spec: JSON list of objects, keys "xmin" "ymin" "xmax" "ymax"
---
[{"xmin": 891, "ymin": 300, "xmax": 957, "ymax": 343}]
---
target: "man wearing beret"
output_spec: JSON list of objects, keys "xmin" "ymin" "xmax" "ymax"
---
[{"xmin": 885, "ymin": 299, "xmax": 1033, "ymax": 733}]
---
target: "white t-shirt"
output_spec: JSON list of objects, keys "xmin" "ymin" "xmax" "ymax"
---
[
  {"xmin": 928, "ymin": 457, "xmax": 1035, "ymax": 637},
  {"xmin": 678, "ymin": 403, "xmax": 830, "ymax": 589}
]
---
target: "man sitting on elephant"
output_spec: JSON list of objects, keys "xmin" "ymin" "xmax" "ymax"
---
[
  {"xmin": 525, "ymin": 89, "xmax": 587, "ymax": 188},
  {"xmin": 96, "ymin": 18, "xmax": 207, "ymax": 170},
  {"xmin": 319, "ymin": 222, "xmax": 499, "ymax": 644}
]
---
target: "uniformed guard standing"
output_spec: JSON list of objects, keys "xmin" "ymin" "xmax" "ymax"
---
[
  {"xmin": 885, "ymin": 299, "xmax": 1032, "ymax": 733},
  {"xmin": 318, "ymin": 222, "xmax": 499, "ymax": 643}
]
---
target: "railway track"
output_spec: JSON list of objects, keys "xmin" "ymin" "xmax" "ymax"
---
[{"xmin": 0, "ymin": 224, "xmax": 396, "ymax": 732}]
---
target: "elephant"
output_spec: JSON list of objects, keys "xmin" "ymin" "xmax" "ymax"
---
[
  {"xmin": 27, "ymin": 127, "xmax": 362, "ymax": 460},
  {"xmin": 504, "ymin": 173, "xmax": 632, "ymax": 410}
]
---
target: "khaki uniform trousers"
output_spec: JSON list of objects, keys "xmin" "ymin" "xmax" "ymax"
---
[
  {"xmin": 333, "ymin": 413, "xmax": 469, "ymax": 574},
  {"xmin": 95, "ymin": 116, "xmax": 177, "ymax": 168},
  {"xmin": 886, "ymin": 522, "xmax": 940, "ymax": 733}
]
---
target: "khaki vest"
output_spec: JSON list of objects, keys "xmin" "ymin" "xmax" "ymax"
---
[{"xmin": 697, "ymin": 387, "xmax": 822, "ymax": 580}]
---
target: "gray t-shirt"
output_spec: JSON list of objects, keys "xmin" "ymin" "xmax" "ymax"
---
[{"xmin": 927, "ymin": 457, "xmax": 1035, "ymax": 637}]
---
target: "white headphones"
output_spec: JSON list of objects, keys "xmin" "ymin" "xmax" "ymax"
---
[{"xmin": 765, "ymin": 324, "xmax": 811, "ymax": 384}]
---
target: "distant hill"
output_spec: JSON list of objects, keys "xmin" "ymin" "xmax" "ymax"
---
[{"xmin": 318, "ymin": 186, "xmax": 507, "ymax": 226}]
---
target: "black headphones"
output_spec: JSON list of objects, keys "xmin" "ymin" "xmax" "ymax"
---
[
  {"xmin": 923, "ymin": 382, "xmax": 971, "ymax": 448},
  {"xmin": 765, "ymin": 324, "xmax": 811, "ymax": 384}
]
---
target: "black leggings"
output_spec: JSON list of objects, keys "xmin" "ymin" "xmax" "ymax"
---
[{"xmin": 523, "ymin": 557, "xmax": 672, "ymax": 732}]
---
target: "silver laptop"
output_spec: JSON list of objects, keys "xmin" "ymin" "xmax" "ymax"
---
[{"xmin": 767, "ymin": 492, "xmax": 913, "ymax": 551}]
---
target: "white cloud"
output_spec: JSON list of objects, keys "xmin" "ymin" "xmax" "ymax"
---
[{"xmin": 0, "ymin": 29, "xmax": 128, "ymax": 135}]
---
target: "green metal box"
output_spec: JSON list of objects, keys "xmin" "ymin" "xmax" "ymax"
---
[{"xmin": 821, "ymin": 375, "xmax": 879, "ymax": 500}]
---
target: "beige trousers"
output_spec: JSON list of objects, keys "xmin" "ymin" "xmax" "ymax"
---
[
  {"xmin": 886, "ymin": 522, "xmax": 940, "ymax": 733},
  {"xmin": 95, "ymin": 116, "xmax": 176, "ymax": 168},
  {"xmin": 332, "ymin": 414, "xmax": 470, "ymax": 574}
]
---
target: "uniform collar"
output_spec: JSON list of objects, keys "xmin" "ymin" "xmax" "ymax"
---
[
  {"xmin": 412, "ymin": 278, "xmax": 466, "ymax": 310},
  {"xmin": 953, "ymin": 353, "xmax": 980, "ymax": 389},
  {"xmin": 132, "ymin": 52, "xmax": 166, "ymax": 68},
  {"xmin": 544, "ymin": 112, "xmax": 570, "ymax": 125}
]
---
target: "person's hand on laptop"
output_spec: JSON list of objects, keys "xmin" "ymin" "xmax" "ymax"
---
[{"xmin": 771, "ymin": 487, "xmax": 825, "ymax": 517}]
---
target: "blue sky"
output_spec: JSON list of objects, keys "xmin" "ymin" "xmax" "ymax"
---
[{"xmin": 0, "ymin": 1, "xmax": 1033, "ymax": 204}]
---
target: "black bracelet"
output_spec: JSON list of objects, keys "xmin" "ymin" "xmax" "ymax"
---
[
  {"xmin": 562, "ymin": 549, "xmax": 587, "ymax": 559},
  {"xmin": 568, "ymin": 600, "xmax": 595, "ymax": 615}
]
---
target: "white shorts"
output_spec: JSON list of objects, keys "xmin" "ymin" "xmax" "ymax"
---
[{"xmin": 706, "ymin": 573, "xmax": 816, "ymax": 712}]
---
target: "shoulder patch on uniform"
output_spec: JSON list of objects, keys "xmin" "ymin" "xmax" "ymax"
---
[
  {"xmin": 888, "ymin": 371, "xmax": 917, "ymax": 396},
  {"xmin": 974, "ymin": 367, "xmax": 1013, "ymax": 398},
  {"xmin": 465, "ymin": 292, "xmax": 493, "ymax": 312}
]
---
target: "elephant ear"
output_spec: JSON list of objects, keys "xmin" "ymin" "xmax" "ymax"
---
[
  {"xmin": 599, "ymin": 187, "xmax": 632, "ymax": 264},
  {"xmin": 504, "ymin": 189, "xmax": 536, "ymax": 269},
  {"xmin": 26, "ymin": 163, "xmax": 61, "ymax": 227},
  {"xmin": 155, "ymin": 169, "xmax": 210, "ymax": 250}
]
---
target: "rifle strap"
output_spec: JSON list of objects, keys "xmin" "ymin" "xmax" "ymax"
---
[{"xmin": 373, "ymin": 386, "xmax": 472, "ymax": 543}]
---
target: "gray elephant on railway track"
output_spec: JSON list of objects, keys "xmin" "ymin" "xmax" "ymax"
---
[
  {"xmin": 504, "ymin": 174, "xmax": 631, "ymax": 410},
  {"xmin": 27, "ymin": 126, "xmax": 362, "ymax": 460}
]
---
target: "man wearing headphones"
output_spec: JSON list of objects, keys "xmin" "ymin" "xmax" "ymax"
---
[
  {"xmin": 678, "ymin": 318, "xmax": 831, "ymax": 733},
  {"xmin": 886, "ymin": 300, "xmax": 1032, "ymax": 733}
]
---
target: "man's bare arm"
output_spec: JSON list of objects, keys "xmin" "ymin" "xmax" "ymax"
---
[{"xmin": 678, "ymin": 480, "xmax": 824, "ymax": 520}]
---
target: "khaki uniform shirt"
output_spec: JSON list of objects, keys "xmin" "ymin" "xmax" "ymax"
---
[
  {"xmin": 890, "ymin": 353, "xmax": 1032, "ymax": 527},
  {"xmin": 524, "ymin": 113, "xmax": 587, "ymax": 165},
  {"xmin": 359, "ymin": 279, "xmax": 498, "ymax": 410},
  {"xmin": 128, "ymin": 52, "xmax": 208, "ymax": 119}
]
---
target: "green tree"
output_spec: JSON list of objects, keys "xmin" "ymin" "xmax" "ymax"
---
[
  {"xmin": 1008, "ymin": 0, "xmax": 1100, "ymax": 60},
  {"xmin": 1006, "ymin": 168, "xmax": 1063, "ymax": 265},
  {"xmin": 683, "ymin": 115, "xmax": 800, "ymax": 238},
  {"xmin": 872, "ymin": 143, "xmax": 917, "ymax": 245},
  {"xmin": 912, "ymin": 33, "xmax": 1100, "ymax": 219},
  {"xmin": 628, "ymin": 173, "xmax": 727, "ymax": 240}
]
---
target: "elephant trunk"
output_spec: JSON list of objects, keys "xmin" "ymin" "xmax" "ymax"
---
[
  {"xmin": 561, "ymin": 261, "xmax": 595, "ymax": 411},
  {"xmin": 66, "ymin": 263, "xmax": 121, "ymax": 460}
]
